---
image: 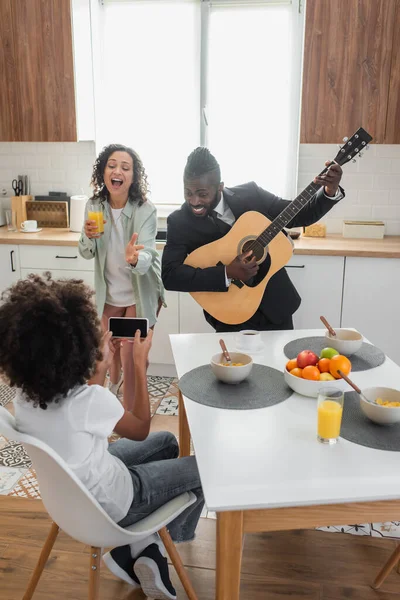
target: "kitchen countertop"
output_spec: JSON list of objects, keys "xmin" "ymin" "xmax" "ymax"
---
[{"xmin": 0, "ymin": 227, "xmax": 399, "ymax": 257}]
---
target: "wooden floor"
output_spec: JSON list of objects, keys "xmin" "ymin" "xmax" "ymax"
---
[{"xmin": 1, "ymin": 414, "xmax": 400, "ymax": 599}]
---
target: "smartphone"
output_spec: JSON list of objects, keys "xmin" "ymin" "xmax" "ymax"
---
[{"xmin": 108, "ymin": 317, "xmax": 149, "ymax": 339}]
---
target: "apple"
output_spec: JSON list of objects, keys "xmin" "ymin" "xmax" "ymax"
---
[
  {"xmin": 297, "ymin": 349, "xmax": 319, "ymax": 369},
  {"xmin": 320, "ymin": 347, "xmax": 339, "ymax": 359},
  {"xmin": 319, "ymin": 372, "xmax": 335, "ymax": 381}
]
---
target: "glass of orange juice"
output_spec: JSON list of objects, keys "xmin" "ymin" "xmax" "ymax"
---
[
  {"xmin": 317, "ymin": 387, "xmax": 344, "ymax": 444},
  {"xmin": 87, "ymin": 203, "xmax": 104, "ymax": 235}
]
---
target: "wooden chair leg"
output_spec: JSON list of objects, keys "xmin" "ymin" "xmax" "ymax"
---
[
  {"xmin": 159, "ymin": 527, "xmax": 198, "ymax": 600},
  {"xmin": 372, "ymin": 543, "xmax": 400, "ymax": 589},
  {"xmin": 178, "ymin": 389, "xmax": 191, "ymax": 458},
  {"xmin": 22, "ymin": 521, "xmax": 60, "ymax": 600},
  {"xmin": 88, "ymin": 546, "xmax": 101, "ymax": 600}
]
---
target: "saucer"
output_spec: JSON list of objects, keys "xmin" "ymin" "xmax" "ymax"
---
[
  {"xmin": 20, "ymin": 228, "xmax": 42, "ymax": 233},
  {"xmin": 235, "ymin": 341, "xmax": 265, "ymax": 355}
]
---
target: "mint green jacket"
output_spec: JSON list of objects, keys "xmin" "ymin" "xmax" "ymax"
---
[{"xmin": 78, "ymin": 198, "xmax": 165, "ymax": 326}]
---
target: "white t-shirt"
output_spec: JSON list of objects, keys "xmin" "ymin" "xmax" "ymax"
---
[
  {"xmin": 104, "ymin": 208, "xmax": 135, "ymax": 307},
  {"xmin": 14, "ymin": 384, "xmax": 133, "ymax": 522}
]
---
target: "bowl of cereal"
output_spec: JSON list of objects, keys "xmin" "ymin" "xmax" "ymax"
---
[
  {"xmin": 210, "ymin": 352, "xmax": 253, "ymax": 384},
  {"xmin": 359, "ymin": 387, "xmax": 400, "ymax": 425}
]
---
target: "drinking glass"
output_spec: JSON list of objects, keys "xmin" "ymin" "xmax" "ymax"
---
[
  {"xmin": 5, "ymin": 209, "xmax": 17, "ymax": 231},
  {"xmin": 317, "ymin": 387, "xmax": 344, "ymax": 444}
]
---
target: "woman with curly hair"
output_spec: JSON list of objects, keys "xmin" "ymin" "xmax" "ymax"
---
[
  {"xmin": 79, "ymin": 144, "xmax": 164, "ymax": 410},
  {"xmin": 0, "ymin": 275, "xmax": 204, "ymax": 600}
]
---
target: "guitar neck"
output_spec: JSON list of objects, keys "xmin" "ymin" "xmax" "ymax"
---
[{"xmin": 257, "ymin": 165, "xmax": 330, "ymax": 247}]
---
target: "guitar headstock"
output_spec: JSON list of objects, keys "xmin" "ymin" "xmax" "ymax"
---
[{"xmin": 333, "ymin": 127, "xmax": 373, "ymax": 167}]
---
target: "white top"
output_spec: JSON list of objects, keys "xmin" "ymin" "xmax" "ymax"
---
[
  {"xmin": 104, "ymin": 207, "xmax": 135, "ymax": 307},
  {"xmin": 170, "ymin": 329, "xmax": 400, "ymax": 513},
  {"xmin": 14, "ymin": 384, "xmax": 133, "ymax": 522}
]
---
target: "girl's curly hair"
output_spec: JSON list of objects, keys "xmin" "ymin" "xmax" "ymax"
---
[
  {"xmin": 0, "ymin": 274, "xmax": 102, "ymax": 410},
  {"xmin": 90, "ymin": 143, "xmax": 149, "ymax": 206}
]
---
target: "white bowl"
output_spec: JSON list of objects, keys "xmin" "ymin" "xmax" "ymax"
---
[
  {"xmin": 359, "ymin": 387, "xmax": 400, "ymax": 425},
  {"xmin": 324, "ymin": 329, "xmax": 363, "ymax": 356},
  {"xmin": 284, "ymin": 368, "xmax": 346, "ymax": 398},
  {"xmin": 210, "ymin": 352, "xmax": 253, "ymax": 385}
]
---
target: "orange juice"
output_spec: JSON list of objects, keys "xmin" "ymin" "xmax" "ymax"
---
[
  {"xmin": 317, "ymin": 400, "xmax": 343, "ymax": 440},
  {"xmin": 88, "ymin": 210, "xmax": 104, "ymax": 234}
]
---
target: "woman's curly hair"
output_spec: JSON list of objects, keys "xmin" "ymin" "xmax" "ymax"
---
[
  {"xmin": 0, "ymin": 274, "xmax": 102, "ymax": 410},
  {"xmin": 90, "ymin": 143, "xmax": 149, "ymax": 206}
]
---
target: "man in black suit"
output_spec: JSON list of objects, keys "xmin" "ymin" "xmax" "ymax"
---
[{"xmin": 162, "ymin": 147, "xmax": 344, "ymax": 332}]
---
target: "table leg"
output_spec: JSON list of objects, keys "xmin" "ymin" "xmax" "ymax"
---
[
  {"xmin": 216, "ymin": 511, "xmax": 244, "ymax": 600},
  {"xmin": 178, "ymin": 389, "xmax": 191, "ymax": 457}
]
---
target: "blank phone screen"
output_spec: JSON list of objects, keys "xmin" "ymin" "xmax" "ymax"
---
[{"xmin": 109, "ymin": 318, "xmax": 148, "ymax": 338}]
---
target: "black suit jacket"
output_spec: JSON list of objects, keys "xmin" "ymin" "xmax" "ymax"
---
[{"xmin": 162, "ymin": 181, "xmax": 344, "ymax": 324}]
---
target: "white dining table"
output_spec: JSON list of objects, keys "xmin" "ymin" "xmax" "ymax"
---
[{"xmin": 170, "ymin": 329, "xmax": 400, "ymax": 600}]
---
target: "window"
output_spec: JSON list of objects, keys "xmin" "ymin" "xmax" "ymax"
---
[{"xmin": 97, "ymin": 0, "xmax": 304, "ymax": 207}]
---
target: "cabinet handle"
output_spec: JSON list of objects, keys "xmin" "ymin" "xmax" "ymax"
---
[
  {"xmin": 286, "ymin": 265, "xmax": 305, "ymax": 269},
  {"xmin": 10, "ymin": 250, "xmax": 16, "ymax": 272},
  {"xmin": 55, "ymin": 255, "xmax": 78, "ymax": 259}
]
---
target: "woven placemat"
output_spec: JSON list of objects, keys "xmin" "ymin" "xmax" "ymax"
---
[
  {"xmin": 340, "ymin": 391, "xmax": 400, "ymax": 451},
  {"xmin": 284, "ymin": 336, "xmax": 385, "ymax": 372},
  {"xmin": 178, "ymin": 364, "xmax": 292, "ymax": 410}
]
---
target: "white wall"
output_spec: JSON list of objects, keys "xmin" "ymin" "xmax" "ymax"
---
[
  {"xmin": 298, "ymin": 144, "xmax": 400, "ymax": 235},
  {"xmin": 0, "ymin": 142, "xmax": 96, "ymax": 202}
]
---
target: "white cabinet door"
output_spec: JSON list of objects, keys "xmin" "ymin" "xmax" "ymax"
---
[
  {"xmin": 0, "ymin": 245, "xmax": 20, "ymax": 294},
  {"xmin": 286, "ymin": 255, "xmax": 344, "ymax": 329},
  {"xmin": 20, "ymin": 268, "xmax": 95, "ymax": 289},
  {"xmin": 179, "ymin": 292, "xmax": 214, "ymax": 334},
  {"xmin": 19, "ymin": 245, "xmax": 94, "ymax": 271},
  {"xmin": 342, "ymin": 257, "xmax": 400, "ymax": 365},
  {"xmin": 149, "ymin": 291, "xmax": 179, "ymax": 366}
]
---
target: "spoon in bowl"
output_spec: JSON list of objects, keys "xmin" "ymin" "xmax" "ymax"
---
[
  {"xmin": 219, "ymin": 339, "xmax": 232, "ymax": 365},
  {"xmin": 337, "ymin": 370, "xmax": 373, "ymax": 404},
  {"xmin": 320, "ymin": 315, "xmax": 336, "ymax": 337}
]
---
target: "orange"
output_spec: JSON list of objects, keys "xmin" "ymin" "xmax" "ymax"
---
[
  {"xmin": 302, "ymin": 365, "xmax": 320, "ymax": 380},
  {"xmin": 318, "ymin": 358, "xmax": 331, "ymax": 373},
  {"xmin": 329, "ymin": 354, "xmax": 351, "ymax": 379},
  {"xmin": 286, "ymin": 358, "xmax": 297, "ymax": 372},
  {"xmin": 290, "ymin": 367, "xmax": 303, "ymax": 378}
]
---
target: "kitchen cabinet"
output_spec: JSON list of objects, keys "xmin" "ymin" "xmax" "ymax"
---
[
  {"xmin": 287, "ymin": 255, "xmax": 344, "ymax": 330},
  {"xmin": 341, "ymin": 257, "xmax": 400, "ymax": 365},
  {"xmin": 0, "ymin": 245, "xmax": 20, "ymax": 295},
  {"xmin": 179, "ymin": 293, "xmax": 214, "ymax": 334},
  {"xmin": 0, "ymin": 0, "xmax": 76, "ymax": 142},
  {"xmin": 19, "ymin": 244, "xmax": 94, "ymax": 288},
  {"xmin": 148, "ymin": 291, "xmax": 179, "ymax": 372},
  {"xmin": 301, "ymin": 0, "xmax": 399, "ymax": 143}
]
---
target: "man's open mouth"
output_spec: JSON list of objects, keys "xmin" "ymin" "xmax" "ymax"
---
[{"xmin": 191, "ymin": 205, "xmax": 206, "ymax": 215}]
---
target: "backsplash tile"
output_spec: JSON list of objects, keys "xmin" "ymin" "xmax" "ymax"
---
[
  {"xmin": 299, "ymin": 144, "xmax": 400, "ymax": 235},
  {"xmin": 0, "ymin": 142, "xmax": 96, "ymax": 204}
]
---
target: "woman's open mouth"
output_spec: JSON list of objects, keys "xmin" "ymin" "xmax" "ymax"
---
[{"xmin": 111, "ymin": 178, "xmax": 123, "ymax": 189}]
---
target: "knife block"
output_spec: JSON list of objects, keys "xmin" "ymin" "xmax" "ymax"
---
[{"xmin": 11, "ymin": 195, "xmax": 33, "ymax": 229}]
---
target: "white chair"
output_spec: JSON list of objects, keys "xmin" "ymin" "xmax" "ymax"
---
[{"xmin": 0, "ymin": 407, "xmax": 198, "ymax": 600}]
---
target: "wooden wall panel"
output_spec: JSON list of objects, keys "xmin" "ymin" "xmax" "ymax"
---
[
  {"xmin": 0, "ymin": 0, "xmax": 22, "ymax": 141},
  {"xmin": 301, "ymin": 0, "xmax": 397, "ymax": 143},
  {"xmin": 10, "ymin": 0, "xmax": 76, "ymax": 141},
  {"xmin": 385, "ymin": 0, "xmax": 400, "ymax": 143}
]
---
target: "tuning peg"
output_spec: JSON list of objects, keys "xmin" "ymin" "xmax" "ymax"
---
[
  {"xmin": 343, "ymin": 137, "xmax": 349, "ymax": 142},
  {"xmin": 365, "ymin": 145, "xmax": 370, "ymax": 150},
  {"xmin": 352, "ymin": 159, "xmax": 357, "ymax": 163},
  {"xmin": 358, "ymin": 152, "xmax": 363, "ymax": 158}
]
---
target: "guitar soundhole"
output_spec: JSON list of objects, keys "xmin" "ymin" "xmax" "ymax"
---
[{"xmin": 241, "ymin": 239, "xmax": 265, "ymax": 263}]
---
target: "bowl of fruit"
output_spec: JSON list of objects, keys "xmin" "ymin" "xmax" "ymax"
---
[
  {"xmin": 324, "ymin": 328, "xmax": 363, "ymax": 356},
  {"xmin": 284, "ymin": 347, "xmax": 350, "ymax": 398},
  {"xmin": 359, "ymin": 387, "xmax": 400, "ymax": 425}
]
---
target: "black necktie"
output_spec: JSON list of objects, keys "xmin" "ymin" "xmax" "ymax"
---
[{"xmin": 210, "ymin": 211, "xmax": 231, "ymax": 235}]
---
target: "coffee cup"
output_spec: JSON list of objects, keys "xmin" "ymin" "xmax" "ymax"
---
[
  {"xmin": 236, "ymin": 330, "xmax": 262, "ymax": 352},
  {"xmin": 21, "ymin": 220, "xmax": 38, "ymax": 232}
]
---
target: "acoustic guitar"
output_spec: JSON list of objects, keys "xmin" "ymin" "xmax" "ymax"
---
[{"xmin": 184, "ymin": 127, "xmax": 373, "ymax": 324}]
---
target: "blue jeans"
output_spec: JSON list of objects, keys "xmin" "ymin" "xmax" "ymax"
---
[{"xmin": 108, "ymin": 431, "xmax": 204, "ymax": 543}]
